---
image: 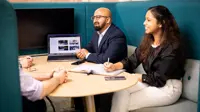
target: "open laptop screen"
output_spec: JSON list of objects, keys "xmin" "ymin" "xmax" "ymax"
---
[{"xmin": 48, "ymin": 34, "xmax": 81, "ymax": 55}]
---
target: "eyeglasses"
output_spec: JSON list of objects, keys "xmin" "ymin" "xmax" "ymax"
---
[{"xmin": 91, "ymin": 15, "xmax": 109, "ymax": 20}]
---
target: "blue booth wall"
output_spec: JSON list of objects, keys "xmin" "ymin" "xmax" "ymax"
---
[
  {"xmin": 0, "ymin": 0, "xmax": 22, "ymax": 112},
  {"xmin": 12, "ymin": 1, "xmax": 200, "ymax": 60},
  {"xmin": 12, "ymin": 2, "xmax": 200, "ymax": 111}
]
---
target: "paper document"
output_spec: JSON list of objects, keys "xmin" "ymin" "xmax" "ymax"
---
[{"xmin": 70, "ymin": 64, "xmax": 125, "ymax": 76}]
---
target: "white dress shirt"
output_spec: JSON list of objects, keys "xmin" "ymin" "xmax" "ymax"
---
[{"xmin": 86, "ymin": 25, "xmax": 111, "ymax": 59}]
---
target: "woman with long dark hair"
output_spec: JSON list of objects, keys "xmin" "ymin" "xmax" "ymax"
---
[{"xmin": 104, "ymin": 5, "xmax": 185, "ymax": 112}]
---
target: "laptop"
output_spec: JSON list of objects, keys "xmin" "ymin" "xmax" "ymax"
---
[{"xmin": 47, "ymin": 34, "xmax": 81, "ymax": 61}]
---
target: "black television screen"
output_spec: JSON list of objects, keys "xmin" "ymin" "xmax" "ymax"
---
[{"xmin": 15, "ymin": 8, "xmax": 74, "ymax": 50}]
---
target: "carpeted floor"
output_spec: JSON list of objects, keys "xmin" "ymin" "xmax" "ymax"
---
[{"xmin": 45, "ymin": 97, "xmax": 76, "ymax": 112}]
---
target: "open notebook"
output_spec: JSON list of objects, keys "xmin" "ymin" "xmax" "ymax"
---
[{"xmin": 69, "ymin": 64, "xmax": 125, "ymax": 76}]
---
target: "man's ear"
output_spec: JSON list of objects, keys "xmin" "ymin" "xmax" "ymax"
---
[{"xmin": 107, "ymin": 17, "xmax": 111, "ymax": 24}]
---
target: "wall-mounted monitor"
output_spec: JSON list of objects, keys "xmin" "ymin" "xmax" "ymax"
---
[{"xmin": 15, "ymin": 8, "xmax": 74, "ymax": 51}]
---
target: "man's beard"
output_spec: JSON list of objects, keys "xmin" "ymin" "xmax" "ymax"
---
[
  {"xmin": 94, "ymin": 22, "xmax": 106, "ymax": 31},
  {"xmin": 94, "ymin": 26, "xmax": 101, "ymax": 31}
]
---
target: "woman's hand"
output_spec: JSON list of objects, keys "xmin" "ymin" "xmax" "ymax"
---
[
  {"xmin": 133, "ymin": 73, "xmax": 142, "ymax": 82},
  {"xmin": 104, "ymin": 62, "xmax": 116, "ymax": 72}
]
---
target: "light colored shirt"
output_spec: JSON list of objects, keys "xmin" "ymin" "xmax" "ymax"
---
[
  {"xmin": 86, "ymin": 25, "xmax": 111, "ymax": 59},
  {"xmin": 19, "ymin": 69, "xmax": 43, "ymax": 101}
]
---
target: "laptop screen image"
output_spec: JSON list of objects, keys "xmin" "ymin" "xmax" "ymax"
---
[{"xmin": 48, "ymin": 34, "xmax": 81, "ymax": 56}]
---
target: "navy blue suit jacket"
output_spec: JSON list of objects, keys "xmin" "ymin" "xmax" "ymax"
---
[{"xmin": 85, "ymin": 23, "xmax": 127, "ymax": 64}]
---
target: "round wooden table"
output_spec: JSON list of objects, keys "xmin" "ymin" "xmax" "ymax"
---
[{"xmin": 25, "ymin": 56, "xmax": 138, "ymax": 112}]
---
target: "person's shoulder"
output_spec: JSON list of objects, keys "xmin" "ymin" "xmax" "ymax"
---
[
  {"xmin": 110, "ymin": 23, "xmax": 125, "ymax": 36},
  {"xmin": 164, "ymin": 42, "xmax": 181, "ymax": 50},
  {"xmin": 111, "ymin": 24, "xmax": 123, "ymax": 31},
  {"xmin": 161, "ymin": 42, "xmax": 182, "ymax": 56}
]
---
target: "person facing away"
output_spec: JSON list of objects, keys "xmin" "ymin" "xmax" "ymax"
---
[
  {"xmin": 104, "ymin": 5, "xmax": 185, "ymax": 112},
  {"xmin": 19, "ymin": 56, "xmax": 68, "ymax": 112},
  {"xmin": 76, "ymin": 7, "xmax": 127, "ymax": 64}
]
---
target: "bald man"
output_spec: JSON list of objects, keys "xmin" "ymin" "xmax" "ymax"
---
[
  {"xmin": 75, "ymin": 8, "xmax": 127, "ymax": 112},
  {"xmin": 76, "ymin": 7, "xmax": 127, "ymax": 64}
]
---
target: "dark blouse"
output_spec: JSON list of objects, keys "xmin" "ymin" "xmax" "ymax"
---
[{"xmin": 121, "ymin": 43, "xmax": 185, "ymax": 87}]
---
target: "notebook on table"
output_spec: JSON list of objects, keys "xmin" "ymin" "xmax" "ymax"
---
[
  {"xmin": 69, "ymin": 64, "xmax": 125, "ymax": 76},
  {"xmin": 47, "ymin": 34, "xmax": 81, "ymax": 61}
]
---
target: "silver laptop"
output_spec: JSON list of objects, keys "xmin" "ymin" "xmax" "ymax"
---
[{"xmin": 47, "ymin": 34, "xmax": 81, "ymax": 61}]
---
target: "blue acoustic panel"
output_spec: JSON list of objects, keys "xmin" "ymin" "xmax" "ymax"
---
[{"xmin": 0, "ymin": 1, "xmax": 22, "ymax": 112}]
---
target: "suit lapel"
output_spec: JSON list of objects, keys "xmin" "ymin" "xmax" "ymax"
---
[
  {"xmin": 94, "ymin": 33, "xmax": 99, "ymax": 52},
  {"xmin": 98, "ymin": 24, "xmax": 113, "ymax": 52}
]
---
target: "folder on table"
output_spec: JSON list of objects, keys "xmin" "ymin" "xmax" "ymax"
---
[{"xmin": 69, "ymin": 64, "xmax": 125, "ymax": 76}]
